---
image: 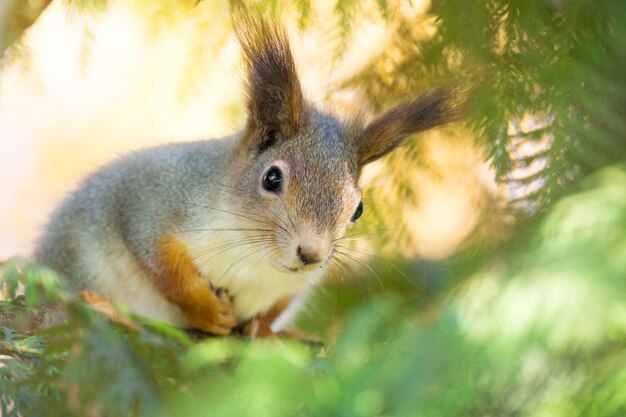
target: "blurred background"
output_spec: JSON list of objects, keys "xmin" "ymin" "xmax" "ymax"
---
[{"xmin": 1, "ymin": 1, "xmax": 625, "ymax": 416}]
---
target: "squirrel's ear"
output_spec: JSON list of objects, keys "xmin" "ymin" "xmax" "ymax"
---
[
  {"xmin": 354, "ymin": 86, "xmax": 465, "ymax": 166},
  {"xmin": 233, "ymin": 12, "xmax": 304, "ymax": 153}
]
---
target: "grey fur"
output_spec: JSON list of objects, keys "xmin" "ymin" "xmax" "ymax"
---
[{"xmin": 35, "ymin": 138, "xmax": 235, "ymax": 290}]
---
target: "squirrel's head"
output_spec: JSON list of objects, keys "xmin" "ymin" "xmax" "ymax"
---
[{"xmin": 226, "ymin": 13, "xmax": 463, "ymax": 274}]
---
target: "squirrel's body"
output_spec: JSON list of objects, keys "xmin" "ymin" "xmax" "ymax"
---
[
  {"xmin": 35, "ymin": 133, "xmax": 329, "ymax": 327},
  {"xmin": 35, "ymin": 12, "xmax": 463, "ymax": 335}
]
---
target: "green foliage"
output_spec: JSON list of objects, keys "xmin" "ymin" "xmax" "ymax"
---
[
  {"xmin": 0, "ymin": 260, "xmax": 189, "ymax": 416},
  {"xmin": 453, "ymin": 164, "xmax": 626, "ymax": 416},
  {"xmin": 426, "ymin": 0, "xmax": 626, "ymax": 208}
]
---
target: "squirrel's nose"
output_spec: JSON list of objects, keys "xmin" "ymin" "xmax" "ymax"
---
[{"xmin": 297, "ymin": 245, "xmax": 322, "ymax": 265}]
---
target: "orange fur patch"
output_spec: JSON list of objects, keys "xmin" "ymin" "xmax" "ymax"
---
[{"xmin": 156, "ymin": 235, "xmax": 236, "ymax": 335}]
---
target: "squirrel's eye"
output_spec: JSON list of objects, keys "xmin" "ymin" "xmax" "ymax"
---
[
  {"xmin": 351, "ymin": 201, "xmax": 364, "ymax": 222},
  {"xmin": 262, "ymin": 167, "xmax": 283, "ymax": 193}
]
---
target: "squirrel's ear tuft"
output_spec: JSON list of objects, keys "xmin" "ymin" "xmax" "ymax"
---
[
  {"xmin": 354, "ymin": 85, "xmax": 466, "ymax": 166},
  {"xmin": 233, "ymin": 10, "xmax": 304, "ymax": 153}
]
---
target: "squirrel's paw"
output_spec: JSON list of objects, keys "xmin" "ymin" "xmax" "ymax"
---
[{"xmin": 182, "ymin": 287, "xmax": 237, "ymax": 336}]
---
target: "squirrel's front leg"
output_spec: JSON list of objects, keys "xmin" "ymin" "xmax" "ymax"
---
[
  {"xmin": 155, "ymin": 235, "xmax": 236, "ymax": 335},
  {"xmin": 240, "ymin": 295, "xmax": 322, "ymax": 342},
  {"xmin": 240, "ymin": 296, "xmax": 293, "ymax": 337}
]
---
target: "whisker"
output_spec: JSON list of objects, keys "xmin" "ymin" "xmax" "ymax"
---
[
  {"xmin": 170, "ymin": 227, "xmax": 275, "ymax": 234},
  {"xmin": 263, "ymin": 248, "xmax": 282, "ymax": 273},
  {"xmin": 213, "ymin": 181, "xmax": 292, "ymax": 233},
  {"xmin": 336, "ymin": 244, "xmax": 420, "ymax": 291},
  {"xmin": 251, "ymin": 248, "xmax": 271, "ymax": 274},
  {"xmin": 334, "ymin": 249, "xmax": 385, "ymax": 291},
  {"xmin": 331, "ymin": 255, "xmax": 361, "ymax": 282},
  {"xmin": 192, "ymin": 237, "xmax": 277, "ymax": 268},
  {"xmin": 278, "ymin": 193, "xmax": 297, "ymax": 232},
  {"xmin": 162, "ymin": 198, "xmax": 281, "ymax": 231},
  {"xmin": 203, "ymin": 242, "xmax": 279, "ymax": 288},
  {"xmin": 190, "ymin": 236, "xmax": 274, "ymax": 259},
  {"xmin": 324, "ymin": 259, "xmax": 353, "ymax": 305},
  {"xmin": 332, "ymin": 229, "xmax": 399, "ymax": 243},
  {"xmin": 340, "ymin": 245, "xmax": 415, "ymax": 286},
  {"xmin": 194, "ymin": 237, "xmax": 276, "ymax": 259},
  {"xmin": 129, "ymin": 228, "xmax": 274, "ymax": 243},
  {"xmin": 215, "ymin": 244, "xmax": 274, "ymax": 288}
]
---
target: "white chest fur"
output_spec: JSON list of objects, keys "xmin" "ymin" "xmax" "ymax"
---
[{"xmin": 186, "ymin": 230, "xmax": 324, "ymax": 322}]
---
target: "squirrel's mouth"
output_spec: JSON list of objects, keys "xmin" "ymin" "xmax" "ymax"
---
[
  {"xmin": 275, "ymin": 258, "xmax": 328, "ymax": 274},
  {"xmin": 277, "ymin": 263, "xmax": 299, "ymax": 273}
]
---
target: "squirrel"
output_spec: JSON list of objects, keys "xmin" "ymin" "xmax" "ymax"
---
[{"xmin": 33, "ymin": 13, "xmax": 464, "ymax": 337}]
